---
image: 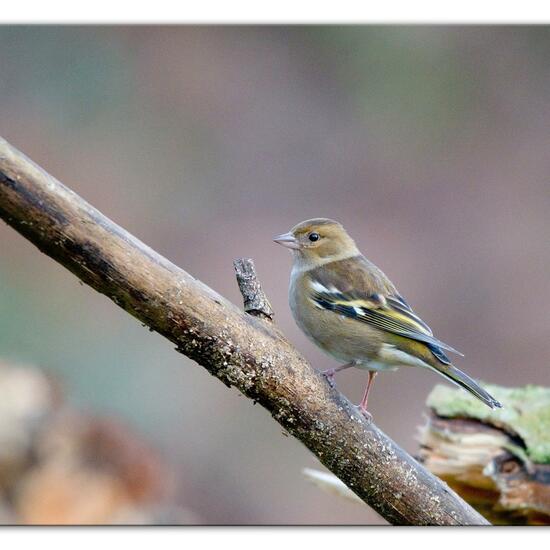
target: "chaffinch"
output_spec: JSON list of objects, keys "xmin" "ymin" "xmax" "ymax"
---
[{"xmin": 274, "ymin": 218, "xmax": 501, "ymax": 419}]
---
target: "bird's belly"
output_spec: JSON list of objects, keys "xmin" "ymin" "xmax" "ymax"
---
[{"xmin": 290, "ymin": 289, "xmax": 381, "ymax": 364}]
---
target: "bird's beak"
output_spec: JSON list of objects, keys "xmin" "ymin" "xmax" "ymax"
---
[{"xmin": 273, "ymin": 232, "xmax": 301, "ymax": 249}]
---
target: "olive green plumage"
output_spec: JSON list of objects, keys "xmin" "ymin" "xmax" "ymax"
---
[{"xmin": 274, "ymin": 218, "xmax": 501, "ymax": 414}]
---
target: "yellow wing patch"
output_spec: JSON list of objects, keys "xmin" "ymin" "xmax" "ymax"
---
[{"xmin": 309, "ymin": 280, "xmax": 462, "ymax": 357}]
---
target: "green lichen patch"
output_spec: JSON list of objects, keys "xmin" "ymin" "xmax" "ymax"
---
[{"xmin": 427, "ymin": 383, "xmax": 550, "ymax": 464}]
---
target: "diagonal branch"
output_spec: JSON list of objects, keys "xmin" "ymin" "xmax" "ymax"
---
[{"xmin": 0, "ymin": 136, "xmax": 488, "ymax": 525}]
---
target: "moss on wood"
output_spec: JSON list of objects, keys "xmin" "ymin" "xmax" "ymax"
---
[{"xmin": 427, "ymin": 384, "xmax": 550, "ymax": 464}]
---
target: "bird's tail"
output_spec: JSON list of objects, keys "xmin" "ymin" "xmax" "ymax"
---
[{"xmin": 430, "ymin": 364, "xmax": 502, "ymax": 409}]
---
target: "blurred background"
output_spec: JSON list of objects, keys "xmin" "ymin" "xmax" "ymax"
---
[{"xmin": 0, "ymin": 26, "xmax": 549, "ymax": 524}]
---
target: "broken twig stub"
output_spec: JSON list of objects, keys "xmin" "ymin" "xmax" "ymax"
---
[{"xmin": 233, "ymin": 258, "xmax": 274, "ymax": 321}]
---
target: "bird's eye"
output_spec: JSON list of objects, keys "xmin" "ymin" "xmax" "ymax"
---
[{"xmin": 308, "ymin": 232, "xmax": 320, "ymax": 242}]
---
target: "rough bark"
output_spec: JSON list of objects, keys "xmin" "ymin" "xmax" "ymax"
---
[{"xmin": 0, "ymin": 136, "xmax": 489, "ymax": 525}]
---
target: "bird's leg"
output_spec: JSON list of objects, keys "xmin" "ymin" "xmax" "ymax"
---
[
  {"xmin": 358, "ymin": 371, "xmax": 377, "ymax": 423},
  {"xmin": 321, "ymin": 362, "xmax": 354, "ymax": 388}
]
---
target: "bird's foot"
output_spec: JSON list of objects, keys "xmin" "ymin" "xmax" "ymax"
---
[
  {"xmin": 358, "ymin": 406, "xmax": 373, "ymax": 425},
  {"xmin": 321, "ymin": 369, "xmax": 336, "ymax": 388}
]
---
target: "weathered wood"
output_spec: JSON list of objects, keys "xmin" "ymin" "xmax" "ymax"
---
[
  {"xmin": 233, "ymin": 258, "xmax": 274, "ymax": 321},
  {"xmin": 418, "ymin": 384, "xmax": 550, "ymax": 525},
  {"xmin": 0, "ymin": 136, "xmax": 489, "ymax": 525},
  {"xmin": 0, "ymin": 360, "xmax": 177, "ymax": 525}
]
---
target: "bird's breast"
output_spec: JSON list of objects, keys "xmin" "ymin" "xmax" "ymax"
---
[{"xmin": 289, "ymin": 273, "xmax": 382, "ymax": 364}]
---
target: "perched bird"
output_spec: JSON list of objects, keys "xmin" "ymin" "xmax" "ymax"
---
[{"xmin": 274, "ymin": 218, "xmax": 501, "ymax": 419}]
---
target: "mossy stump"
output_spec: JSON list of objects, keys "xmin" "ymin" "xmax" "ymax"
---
[{"xmin": 418, "ymin": 384, "xmax": 550, "ymax": 525}]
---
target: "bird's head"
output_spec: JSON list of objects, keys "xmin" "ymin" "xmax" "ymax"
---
[{"xmin": 274, "ymin": 218, "xmax": 359, "ymax": 265}]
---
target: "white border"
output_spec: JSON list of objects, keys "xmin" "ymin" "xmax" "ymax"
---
[
  {"xmin": 1, "ymin": 1, "xmax": 550, "ymax": 23},
  {"xmin": 0, "ymin": 527, "xmax": 543, "ymax": 550},
  {"xmin": 0, "ymin": 5, "xmax": 547, "ymax": 544}
]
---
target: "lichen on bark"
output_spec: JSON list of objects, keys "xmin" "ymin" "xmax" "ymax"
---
[{"xmin": 427, "ymin": 384, "xmax": 550, "ymax": 464}]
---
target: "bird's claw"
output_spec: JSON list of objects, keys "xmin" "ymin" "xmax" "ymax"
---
[
  {"xmin": 322, "ymin": 370, "xmax": 336, "ymax": 388},
  {"xmin": 358, "ymin": 407, "xmax": 373, "ymax": 425}
]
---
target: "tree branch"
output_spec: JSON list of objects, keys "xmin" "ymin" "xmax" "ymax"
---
[{"xmin": 0, "ymin": 136, "xmax": 489, "ymax": 525}]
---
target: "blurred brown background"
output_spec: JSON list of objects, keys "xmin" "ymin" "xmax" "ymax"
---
[{"xmin": 0, "ymin": 26, "xmax": 549, "ymax": 524}]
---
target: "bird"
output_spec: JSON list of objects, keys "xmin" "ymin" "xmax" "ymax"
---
[{"xmin": 273, "ymin": 218, "xmax": 501, "ymax": 420}]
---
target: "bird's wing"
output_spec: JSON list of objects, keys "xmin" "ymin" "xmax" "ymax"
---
[{"xmin": 308, "ymin": 276, "xmax": 463, "ymax": 360}]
